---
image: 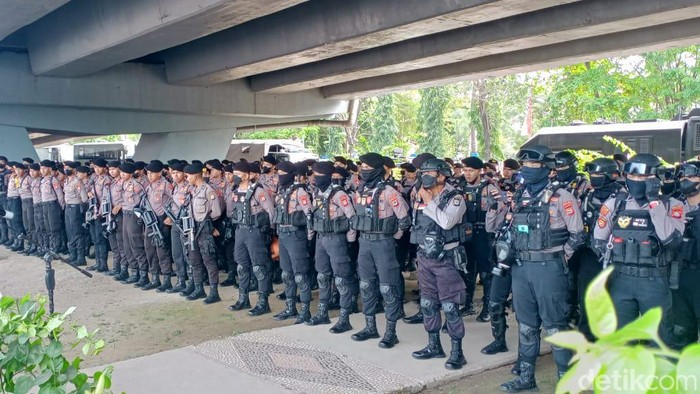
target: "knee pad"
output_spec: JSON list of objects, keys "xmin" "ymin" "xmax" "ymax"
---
[
  {"xmin": 252, "ymin": 265, "xmax": 267, "ymax": 281},
  {"xmin": 359, "ymin": 280, "xmax": 374, "ymax": 299},
  {"xmin": 317, "ymin": 272, "xmax": 331, "ymax": 289},
  {"xmin": 281, "ymin": 270, "xmax": 293, "ymax": 283},
  {"xmin": 442, "ymin": 302, "xmax": 460, "ymax": 324},
  {"xmin": 519, "ymin": 323, "xmax": 541, "ymax": 345},
  {"xmin": 295, "ymin": 274, "xmax": 310, "ymax": 292},
  {"xmin": 334, "ymin": 277, "xmax": 350, "ymax": 296},
  {"xmin": 379, "ymin": 284, "xmax": 398, "ymax": 305},
  {"xmin": 488, "ymin": 301, "xmax": 505, "ymax": 317},
  {"xmin": 237, "ymin": 265, "xmax": 248, "ymax": 277},
  {"xmin": 420, "ymin": 297, "xmax": 438, "ymax": 318}
]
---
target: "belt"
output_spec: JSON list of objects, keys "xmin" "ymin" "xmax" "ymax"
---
[
  {"xmin": 277, "ymin": 225, "xmax": 303, "ymax": 234},
  {"xmin": 617, "ymin": 264, "xmax": 668, "ymax": 277},
  {"xmin": 21, "ymin": 198, "xmax": 32, "ymax": 202},
  {"xmin": 360, "ymin": 232, "xmax": 392, "ymax": 241},
  {"xmin": 123, "ymin": 210, "xmax": 136, "ymax": 216},
  {"xmin": 67, "ymin": 204, "xmax": 81, "ymax": 208},
  {"xmin": 517, "ymin": 251, "xmax": 564, "ymax": 261}
]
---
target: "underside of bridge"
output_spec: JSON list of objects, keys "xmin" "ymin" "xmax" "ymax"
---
[{"xmin": 1, "ymin": 0, "xmax": 700, "ymax": 160}]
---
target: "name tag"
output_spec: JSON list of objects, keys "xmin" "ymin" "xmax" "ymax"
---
[{"xmin": 517, "ymin": 225, "xmax": 529, "ymax": 233}]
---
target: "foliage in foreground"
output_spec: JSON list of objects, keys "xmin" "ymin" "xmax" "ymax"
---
[{"xmin": 0, "ymin": 294, "xmax": 117, "ymax": 394}]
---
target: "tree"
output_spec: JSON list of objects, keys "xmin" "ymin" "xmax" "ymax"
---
[
  {"xmin": 368, "ymin": 94, "xmax": 399, "ymax": 154},
  {"xmin": 418, "ymin": 86, "xmax": 451, "ymax": 157}
]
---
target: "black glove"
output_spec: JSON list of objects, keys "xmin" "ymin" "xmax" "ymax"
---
[{"xmin": 645, "ymin": 177, "xmax": 661, "ymax": 201}]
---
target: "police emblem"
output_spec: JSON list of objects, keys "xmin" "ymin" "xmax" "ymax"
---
[{"xmin": 617, "ymin": 216, "xmax": 632, "ymax": 228}]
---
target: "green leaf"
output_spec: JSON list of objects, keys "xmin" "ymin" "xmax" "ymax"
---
[
  {"xmin": 556, "ymin": 354, "xmax": 603, "ymax": 394},
  {"xmin": 82, "ymin": 343, "xmax": 91, "ymax": 356},
  {"xmin": 14, "ymin": 375, "xmax": 35, "ymax": 394},
  {"xmin": 596, "ymin": 346, "xmax": 655, "ymax": 394},
  {"xmin": 38, "ymin": 385, "xmax": 65, "ymax": 394},
  {"xmin": 598, "ymin": 308, "xmax": 665, "ymax": 347},
  {"xmin": 547, "ymin": 331, "xmax": 591, "ymax": 352},
  {"xmin": 648, "ymin": 357, "xmax": 677, "ymax": 394},
  {"xmin": 76, "ymin": 326, "xmax": 88, "ymax": 340},
  {"xmin": 45, "ymin": 340, "xmax": 63, "ymax": 358},
  {"xmin": 585, "ymin": 266, "xmax": 617, "ymax": 339},
  {"xmin": 45, "ymin": 316, "xmax": 63, "ymax": 332},
  {"xmin": 676, "ymin": 343, "xmax": 700, "ymax": 393},
  {"xmin": 60, "ymin": 307, "xmax": 75, "ymax": 320},
  {"xmin": 34, "ymin": 370, "xmax": 53, "ymax": 386}
]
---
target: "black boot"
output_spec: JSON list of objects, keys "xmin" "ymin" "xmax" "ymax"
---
[
  {"xmin": 248, "ymin": 294, "xmax": 271, "ymax": 316},
  {"xmin": 229, "ymin": 289, "xmax": 251, "ymax": 311},
  {"xmin": 180, "ymin": 280, "xmax": 195, "ymax": 297},
  {"xmin": 412, "ymin": 332, "xmax": 446, "ymax": 359},
  {"xmin": 445, "ymin": 339, "xmax": 467, "ymax": 370},
  {"xmin": 203, "ymin": 284, "xmax": 221, "ymax": 304},
  {"xmin": 142, "ymin": 274, "xmax": 161, "ymax": 291},
  {"xmin": 295, "ymin": 302, "xmax": 311, "ymax": 325},
  {"xmin": 124, "ymin": 269, "xmax": 140, "ymax": 284},
  {"xmin": 403, "ymin": 311, "xmax": 423, "ymax": 324},
  {"xmin": 500, "ymin": 361, "xmax": 538, "ymax": 392},
  {"xmin": 459, "ymin": 304, "xmax": 476, "ymax": 317},
  {"xmin": 167, "ymin": 277, "xmax": 186, "ymax": 293},
  {"xmin": 351, "ymin": 315, "xmax": 380, "ymax": 341},
  {"xmin": 476, "ymin": 306, "xmax": 491, "ymax": 322},
  {"xmin": 134, "ymin": 270, "xmax": 149, "ymax": 288},
  {"xmin": 378, "ymin": 320, "xmax": 399, "ymax": 349},
  {"xmin": 329, "ymin": 308, "xmax": 352, "ymax": 334},
  {"xmin": 86, "ymin": 259, "xmax": 99, "ymax": 271},
  {"xmin": 186, "ymin": 283, "xmax": 207, "ymax": 301},
  {"xmin": 349, "ymin": 294, "xmax": 360, "ymax": 314},
  {"xmin": 220, "ymin": 274, "xmax": 238, "ymax": 287},
  {"xmin": 481, "ymin": 308, "xmax": 508, "ymax": 355},
  {"xmin": 106, "ymin": 263, "xmax": 121, "ymax": 276},
  {"xmin": 156, "ymin": 275, "xmax": 173, "ymax": 293},
  {"xmin": 274, "ymin": 299, "xmax": 298, "ymax": 321},
  {"xmin": 306, "ymin": 302, "xmax": 331, "ymax": 326},
  {"xmin": 96, "ymin": 259, "xmax": 109, "ymax": 273}
]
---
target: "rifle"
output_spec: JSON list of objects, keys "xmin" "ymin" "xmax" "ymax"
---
[
  {"xmin": 134, "ymin": 190, "xmax": 165, "ymax": 247},
  {"xmin": 101, "ymin": 183, "xmax": 116, "ymax": 237},
  {"xmin": 83, "ymin": 193, "xmax": 98, "ymax": 230},
  {"xmin": 165, "ymin": 193, "xmax": 195, "ymax": 252}
]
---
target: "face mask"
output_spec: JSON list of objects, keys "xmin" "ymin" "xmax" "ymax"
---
[
  {"xmin": 65, "ymin": 169, "xmax": 73, "ymax": 176},
  {"xmin": 262, "ymin": 166, "xmax": 272, "ymax": 174},
  {"xmin": 589, "ymin": 175, "xmax": 607, "ymax": 189},
  {"xmin": 279, "ymin": 173, "xmax": 295, "ymax": 188},
  {"xmin": 360, "ymin": 168, "xmax": 384, "ymax": 185},
  {"xmin": 680, "ymin": 179, "xmax": 700, "ymax": 197},
  {"xmin": 661, "ymin": 181, "xmax": 676, "ymax": 196},
  {"xmin": 332, "ymin": 178, "xmax": 345, "ymax": 187},
  {"xmin": 520, "ymin": 166, "xmax": 550, "ymax": 185},
  {"xmin": 232, "ymin": 176, "xmax": 242, "ymax": 186},
  {"xmin": 421, "ymin": 174, "xmax": 437, "ymax": 189},
  {"xmin": 0, "ymin": 164, "xmax": 5, "ymax": 169},
  {"xmin": 626, "ymin": 179, "xmax": 647, "ymax": 200},
  {"xmin": 556, "ymin": 167, "xmax": 576, "ymax": 183},
  {"xmin": 313, "ymin": 175, "xmax": 332, "ymax": 191}
]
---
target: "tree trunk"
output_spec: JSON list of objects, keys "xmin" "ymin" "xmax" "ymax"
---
[{"xmin": 477, "ymin": 79, "xmax": 492, "ymax": 159}]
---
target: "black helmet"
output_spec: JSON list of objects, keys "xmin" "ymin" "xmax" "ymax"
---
[
  {"xmin": 517, "ymin": 145, "xmax": 556, "ymax": 169},
  {"xmin": 420, "ymin": 158, "xmax": 452, "ymax": 178},
  {"xmin": 678, "ymin": 161, "xmax": 700, "ymax": 178},
  {"xmin": 623, "ymin": 153, "xmax": 662, "ymax": 176},
  {"xmin": 554, "ymin": 151, "xmax": 578, "ymax": 169},
  {"xmin": 584, "ymin": 158, "xmax": 619, "ymax": 176}
]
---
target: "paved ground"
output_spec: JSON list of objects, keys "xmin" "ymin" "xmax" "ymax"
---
[{"xmin": 0, "ymin": 246, "xmax": 558, "ymax": 393}]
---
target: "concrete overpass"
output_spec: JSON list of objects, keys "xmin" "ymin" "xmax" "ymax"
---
[{"xmin": 2, "ymin": 0, "xmax": 700, "ymax": 160}]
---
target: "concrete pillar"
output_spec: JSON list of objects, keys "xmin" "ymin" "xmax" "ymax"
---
[
  {"xmin": 133, "ymin": 129, "xmax": 236, "ymax": 162},
  {"xmin": 0, "ymin": 125, "xmax": 38, "ymax": 161}
]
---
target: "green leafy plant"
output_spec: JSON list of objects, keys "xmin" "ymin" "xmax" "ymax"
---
[
  {"xmin": 547, "ymin": 267, "xmax": 700, "ymax": 394},
  {"xmin": 0, "ymin": 294, "xmax": 117, "ymax": 394}
]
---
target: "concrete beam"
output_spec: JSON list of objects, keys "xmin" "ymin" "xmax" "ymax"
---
[
  {"xmin": 133, "ymin": 130, "xmax": 236, "ymax": 162},
  {"xmin": 322, "ymin": 18, "xmax": 700, "ymax": 100},
  {"xmin": 0, "ymin": 53, "xmax": 346, "ymax": 118},
  {"xmin": 252, "ymin": 0, "xmax": 700, "ymax": 93},
  {"xmin": 0, "ymin": 0, "xmax": 69, "ymax": 41},
  {"xmin": 25, "ymin": 0, "xmax": 306, "ymax": 77},
  {"xmin": 165, "ymin": 0, "xmax": 577, "ymax": 85},
  {"xmin": 0, "ymin": 125, "xmax": 39, "ymax": 161}
]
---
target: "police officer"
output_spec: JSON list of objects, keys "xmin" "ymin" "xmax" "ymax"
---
[
  {"xmin": 63, "ymin": 164, "xmax": 89, "ymax": 266},
  {"xmin": 142, "ymin": 161, "xmax": 174, "ymax": 292},
  {"xmin": 220, "ymin": 163, "xmax": 239, "ymax": 288},
  {"xmin": 410, "ymin": 158, "xmax": 468, "ymax": 370},
  {"xmin": 16, "ymin": 164, "xmax": 33, "ymax": 254},
  {"xmin": 460, "ymin": 157, "xmax": 498, "ymax": 321},
  {"xmin": 307, "ymin": 161, "xmax": 357, "ymax": 328},
  {"xmin": 7, "ymin": 163, "xmax": 24, "ymax": 251},
  {"xmin": 492, "ymin": 145, "xmax": 584, "ymax": 392},
  {"xmin": 349, "ymin": 153, "xmax": 410, "ymax": 348},
  {"xmin": 164, "ymin": 161, "xmax": 192, "ymax": 294},
  {"xmin": 107, "ymin": 161, "xmax": 128, "ymax": 279},
  {"xmin": 672, "ymin": 161, "xmax": 700, "ymax": 346},
  {"xmin": 272, "ymin": 161, "xmax": 314, "ymax": 323},
  {"xmin": 86, "ymin": 159, "xmax": 111, "ymax": 273},
  {"xmin": 594, "ymin": 153, "xmax": 685, "ymax": 349},
  {"xmin": 575, "ymin": 158, "xmax": 623, "ymax": 339},
  {"xmin": 260, "ymin": 155, "xmax": 279, "ymax": 197},
  {"xmin": 40, "ymin": 160, "xmax": 65, "ymax": 254},
  {"xmin": 119, "ymin": 162, "xmax": 148, "ymax": 286},
  {"xmin": 228, "ymin": 161, "xmax": 276, "ymax": 316},
  {"xmin": 498, "ymin": 159, "xmax": 521, "ymax": 193},
  {"xmin": 184, "ymin": 162, "xmax": 224, "ymax": 304},
  {"xmin": 29, "ymin": 163, "xmax": 44, "ymax": 256},
  {"xmin": 0, "ymin": 156, "xmax": 10, "ymax": 245}
]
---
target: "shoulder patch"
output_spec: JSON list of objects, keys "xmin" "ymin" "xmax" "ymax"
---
[
  {"xmin": 389, "ymin": 194, "xmax": 399, "ymax": 207},
  {"xmin": 600, "ymin": 204, "xmax": 610, "ymax": 216},
  {"xmin": 598, "ymin": 217, "xmax": 607, "ymax": 228},
  {"xmin": 258, "ymin": 193, "xmax": 266, "ymax": 202},
  {"xmin": 210, "ymin": 193, "xmax": 216, "ymax": 201},
  {"xmin": 563, "ymin": 201, "xmax": 574, "ymax": 216},
  {"xmin": 339, "ymin": 194, "xmax": 349, "ymax": 207},
  {"xmin": 300, "ymin": 195, "xmax": 309, "ymax": 206},
  {"xmin": 672, "ymin": 205, "xmax": 683, "ymax": 219},
  {"xmin": 550, "ymin": 196, "xmax": 559, "ymax": 203},
  {"xmin": 453, "ymin": 197, "xmax": 461, "ymax": 206}
]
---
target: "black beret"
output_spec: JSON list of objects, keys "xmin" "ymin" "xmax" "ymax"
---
[
  {"xmin": 107, "ymin": 161, "xmax": 120, "ymax": 168},
  {"xmin": 399, "ymin": 163, "xmax": 416, "ymax": 173},
  {"xmin": 302, "ymin": 159, "xmax": 317, "ymax": 167},
  {"xmin": 277, "ymin": 161, "xmax": 297, "ymax": 175},
  {"xmin": 0, "ymin": 156, "xmax": 7, "ymax": 161},
  {"xmin": 233, "ymin": 161, "xmax": 255, "ymax": 173},
  {"xmin": 383, "ymin": 156, "xmax": 396, "ymax": 169},
  {"xmin": 7, "ymin": 161, "xmax": 18, "ymax": 167},
  {"xmin": 454, "ymin": 163, "xmax": 464, "ymax": 169},
  {"xmin": 180, "ymin": 160, "xmax": 189, "ymax": 166},
  {"xmin": 503, "ymin": 159, "xmax": 520, "ymax": 170},
  {"xmin": 66, "ymin": 161, "xmax": 79, "ymax": 169},
  {"xmin": 222, "ymin": 160, "xmax": 231, "ymax": 165},
  {"xmin": 124, "ymin": 158, "xmax": 135, "ymax": 163},
  {"xmin": 359, "ymin": 153, "xmax": 385, "ymax": 169},
  {"xmin": 334, "ymin": 156, "xmax": 347, "ymax": 165},
  {"xmin": 29, "ymin": 163, "xmax": 41, "ymax": 171},
  {"xmin": 14, "ymin": 163, "xmax": 27, "ymax": 170},
  {"xmin": 223, "ymin": 163, "xmax": 233, "ymax": 173},
  {"xmin": 206, "ymin": 159, "xmax": 221, "ymax": 167},
  {"xmin": 167, "ymin": 159, "xmax": 180, "ymax": 166},
  {"xmin": 184, "ymin": 163, "xmax": 204, "ymax": 175},
  {"xmin": 119, "ymin": 163, "xmax": 135, "ymax": 174},
  {"xmin": 461, "ymin": 157, "xmax": 484, "ymax": 169},
  {"xmin": 74, "ymin": 161, "xmax": 83, "ymax": 166},
  {"xmin": 22, "ymin": 157, "xmax": 34, "ymax": 164},
  {"xmin": 613, "ymin": 153, "xmax": 628, "ymax": 163},
  {"xmin": 412, "ymin": 153, "xmax": 436, "ymax": 169},
  {"xmin": 170, "ymin": 162, "xmax": 186, "ymax": 172},
  {"xmin": 347, "ymin": 161, "xmax": 358, "ymax": 172},
  {"xmin": 209, "ymin": 161, "xmax": 224, "ymax": 171},
  {"xmin": 445, "ymin": 158, "xmax": 455, "ymax": 166},
  {"xmin": 484, "ymin": 163, "xmax": 498, "ymax": 172},
  {"xmin": 134, "ymin": 161, "xmax": 147, "ymax": 170},
  {"xmin": 192, "ymin": 160, "xmax": 203, "ymax": 165},
  {"xmin": 332, "ymin": 166, "xmax": 350, "ymax": 178},
  {"xmin": 262, "ymin": 155, "xmax": 278, "ymax": 165},
  {"xmin": 40, "ymin": 160, "xmax": 55, "ymax": 168},
  {"xmin": 93, "ymin": 158, "xmax": 108, "ymax": 168},
  {"xmin": 76, "ymin": 166, "xmax": 91, "ymax": 174},
  {"xmin": 311, "ymin": 161, "xmax": 335, "ymax": 175},
  {"xmin": 146, "ymin": 161, "xmax": 164, "ymax": 173},
  {"xmin": 295, "ymin": 162, "xmax": 311, "ymax": 176}
]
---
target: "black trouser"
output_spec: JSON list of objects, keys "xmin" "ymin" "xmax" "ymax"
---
[
  {"xmin": 189, "ymin": 220, "xmax": 219, "ymax": 285},
  {"xmin": 464, "ymin": 229, "xmax": 493, "ymax": 308},
  {"xmin": 33, "ymin": 203, "xmax": 45, "ymax": 249},
  {"xmin": 7, "ymin": 197, "xmax": 24, "ymax": 238},
  {"xmin": 417, "ymin": 248, "xmax": 466, "ymax": 340},
  {"xmin": 234, "ymin": 226, "xmax": 271, "ymax": 295},
  {"xmin": 123, "ymin": 210, "xmax": 146, "ymax": 270},
  {"xmin": 488, "ymin": 267, "xmax": 512, "ymax": 342},
  {"xmin": 576, "ymin": 247, "xmax": 602, "ymax": 340},
  {"xmin": 672, "ymin": 267, "xmax": 700, "ymax": 347},
  {"xmin": 171, "ymin": 225, "xmax": 188, "ymax": 280},
  {"xmin": 143, "ymin": 215, "xmax": 172, "ymax": 275},
  {"xmin": 278, "ymin": 228, "xmax": 312, "ymax": 303},
  {"xmin": 90, "ymin": 217, "xmax": 109, "ymax": 266},
  {"xmin": 65, "ymin": 204, "xmax": 86, "ymax": 263},
  {"xmin": 0, "ymin": 194, "xmax": 8, "ymax": 241},
  {"xmin": 315, "ymin": 232, "xmax": 356, "ymax": 309},
  {"xmin": 358, "ymin": 236, "xmax": 401, "ymax": 322},
  {"xmin": 42, "ymin": 201, "xmax": 63, "ymax": 252},
  {"xmin": 21, "ymin": 198, "xmax": 33, "ymax": 245},
  {"xmin": 511, "ymin": 254, "xmax": 571, "ymax": 374},
  {"xmin": 108, "ymin": 213, "xmax": 125, "ymax": 270}
]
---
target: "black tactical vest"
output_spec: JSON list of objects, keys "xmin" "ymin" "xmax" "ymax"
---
[
  {"xmin": 511, "ymin": 187, "xmax": 569, "ymax": 252},
  {"xmin": 678, "ymin": 207, "xmax": 700, "ymax": 265},
  {"xmin": 310, "ymin": 185, "xmax": 350, "ymax": 234},
  {"xmin": 0, "ymin": 169, "xmax": 7, "ymax": 194},
  {"xmin": 463, "ymin": 181, "xmax": 487, "ymax": 226},
  {"xmin": 272, "ymin": 184, "xmax": 308, "ymax": 227},
  {"xmin": 580, "ymin": 188, "xmax": 620, "ymax": 246},
  {"xmin": 411, "ymin": 189, "xmax": 464, "ymax": 246},
  {"xmin": 230, "ymin": 184, "xmax": 270, "ymax": 228},
  {"xmin": 610, "ymin": 205, "xmax": 662, "ymax": 267},
  {"xmin": 351, "ymin": 183, "xmax": 398, "ymax": 234}
]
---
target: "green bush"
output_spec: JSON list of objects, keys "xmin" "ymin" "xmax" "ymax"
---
[
  {"xmin": 0, "ymin": 293, "xmax": 117, "ymax": 394},
  {"xmin": 547, "ymin": 267, "xmax": 700, "ymax": 394}
]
